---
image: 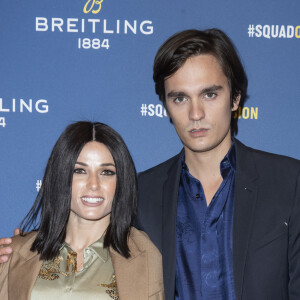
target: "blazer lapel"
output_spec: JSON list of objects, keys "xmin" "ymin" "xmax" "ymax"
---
[
  {"xmin": 110, "ymin": 238, "xmax": 149, "ymax": 300},
  {"xmin": 233, "ymin": 140, "xmax": 259, "ymax": 300},
  {"xmin": 161, "ymin": 153, "xmax": 182, "ymax": 300},
  {"xmin": 8, "ymin": 234, "xmax": 42, "ymax": 300}
]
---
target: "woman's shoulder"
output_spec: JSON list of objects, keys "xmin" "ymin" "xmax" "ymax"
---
[
  {"xmin": 129, "ymin": 227, "xmax": 152, "ymax": 245},
  {"xmin": 128, "ymin": 227, "xmax": 164, "ymax": 298},
  {"xmin": 128, "ymin": 227, "xmax": 160, "ymax": 255},
  {"xmin": 11, "ymin": 231, "xmax": 38, "ymax": 253}
]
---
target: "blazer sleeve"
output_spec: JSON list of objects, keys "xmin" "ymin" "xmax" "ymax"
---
[
  {"xmin": 134, "ymin": 229, "xmax": 164, "ymax": 299},
  {"xmin": 288, "ymin": 170, "xmax": 300, "ymax": 299},
  {"xmin": 0, "ymin": 248, "xmax": 12, "ymax": 300}
]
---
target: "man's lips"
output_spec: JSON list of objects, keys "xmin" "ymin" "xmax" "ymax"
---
[
  {"xmin": 189, "ymin": 128, "xmax": 209, "ymax": 137},
  {"xmin": 190, "ymin": 128, "xmax": 208, "ymax": 132}
]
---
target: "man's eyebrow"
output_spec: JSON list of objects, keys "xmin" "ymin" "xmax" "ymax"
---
[
  {"xmin": 201, "ymin": 85, "xmax": 223, "ymax": 94},
  {"xmin": 166, "ymin": 85, "xmax": 223, "ymax": 99},
  {"xmin": 166, "ymin": 91, "xmax": 189, "ymax": 98},
  {"xmin": 75, "ymin": 161, "xmax": 115, "ymax": 167}
]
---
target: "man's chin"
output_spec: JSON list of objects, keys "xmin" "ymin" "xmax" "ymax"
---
[
  {"xmin": 182, "ymin": 138, "xmax": 231, "ymax": 154},
  {"xmin": 182, "ymin": 140, "xmax": 215, "ymax": 154}
]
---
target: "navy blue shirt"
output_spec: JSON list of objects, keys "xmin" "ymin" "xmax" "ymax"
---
[{"xmin": 175, "ymin": 144, "xmax": 236, "ymax": 299}]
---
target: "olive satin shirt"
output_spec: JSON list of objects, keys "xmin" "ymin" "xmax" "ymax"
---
[
  {"xmin": 31, "ymin": 235, "xmax": 118, "ymax": 300},
  {"xmin": 0, "ymin": 228, "xmax": 164, "ymax": 300}
]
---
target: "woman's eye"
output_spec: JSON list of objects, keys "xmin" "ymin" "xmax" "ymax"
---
[
  {"xmin": 74, "ymin": 168, "xmax": 86, "ymax": 174},
  {"xmin": 101, "ymin": 170, "xmax": 116, "ymax": 176}
]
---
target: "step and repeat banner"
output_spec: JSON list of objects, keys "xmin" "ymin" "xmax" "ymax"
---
[{"xmin": 1, "ymin": 0, "xmax": 300, "ymax": 236}]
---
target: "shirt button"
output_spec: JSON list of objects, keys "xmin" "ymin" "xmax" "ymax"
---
[{"xmin": 196, "ymin": 194, "xmax": 200, "ymax": 198}]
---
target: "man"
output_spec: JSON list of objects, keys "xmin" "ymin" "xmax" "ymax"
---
[
  {"xmin": 135, "ymin": 29, "xmax": 300, "ymax": 299},
  {"xmin": 1, "ymin": 29, "xmax": 300, "ymax": 299}
]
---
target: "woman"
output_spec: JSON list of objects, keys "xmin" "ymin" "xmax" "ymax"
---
[{"xmin": 0, "ymin": 121, "xmax": 164, "ymax": 300}]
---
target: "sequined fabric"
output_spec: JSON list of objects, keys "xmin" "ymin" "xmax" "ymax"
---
[{"xmin": 31, "ymin": 235, "xmax": 118, "ymax": 300}]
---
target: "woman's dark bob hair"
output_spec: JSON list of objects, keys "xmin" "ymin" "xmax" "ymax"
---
[{"xmin": 21, "ymin": 121, "xmax": 137, "ymax": 260}]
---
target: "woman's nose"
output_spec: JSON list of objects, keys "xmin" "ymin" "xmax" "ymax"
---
[{"xmin": 87, "ymin": 174, "xmax": 100, "ymax": 190}]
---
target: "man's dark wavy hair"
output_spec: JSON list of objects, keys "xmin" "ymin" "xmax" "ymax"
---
[
  {"xmin": 20, "ymin": 121, "xmax": 137, "ymax": 260},
  {"xmin": 153, "ymin": 28, "xmax": 248, "ymax": 135}
]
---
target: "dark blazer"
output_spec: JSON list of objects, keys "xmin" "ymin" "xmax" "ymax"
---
[{"xmin": 136, "ymin": 139, "xmax": 300, "ymax": 300}]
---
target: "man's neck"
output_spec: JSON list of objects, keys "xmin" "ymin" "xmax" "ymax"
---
[
  {"xmin": 184, "ymin": 137, "xmax": 232, "ymax": 206},
  {"xmin": 184, "ymin": 138, "xmax": 232, "ymax": 183}
]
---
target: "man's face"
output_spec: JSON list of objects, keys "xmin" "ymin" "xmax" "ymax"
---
[{"xmin": 164, "ymin": 54, "xmax": 239, "ymax": 155}]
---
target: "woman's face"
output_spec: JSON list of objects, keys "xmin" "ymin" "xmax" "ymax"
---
[{"xmin": 70, "ymin": 141, "xmax": 117, "ymax": 223}]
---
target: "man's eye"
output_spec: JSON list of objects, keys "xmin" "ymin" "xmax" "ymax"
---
[
  {"xmin": 174, "ymin": 97, "xmax": 187, "ymax": 103},
  {"xmin": 74, "ymin": 168, "xmax": 86, "ymax": 174},
  {"xmin": 205, "ymin": 93, "xmax": 217, "ymax": 99},
  {"xmin": 101, "ymin": 170, "xmax": 116, "ymax": 176}
]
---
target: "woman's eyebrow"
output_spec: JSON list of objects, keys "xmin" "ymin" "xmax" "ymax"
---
[
  {"xmin": 100, "ymin": 163, "xmax": 115, "ymax": 167},
  {"xmin": 75, "ymin": 162, "xmax": 115, "ymax": 167},
  {"xmin": 75, "ymin": 161, "xmax": 88, "ymax": 166}
]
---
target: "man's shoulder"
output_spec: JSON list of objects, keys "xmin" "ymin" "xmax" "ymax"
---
[
  {"xmin": 138, "ymin": 152, "xmax": 181, "ymax": 180},
  {"xmin": 236, "ymin": 139, "xmax": 300, "ymax": 172}
]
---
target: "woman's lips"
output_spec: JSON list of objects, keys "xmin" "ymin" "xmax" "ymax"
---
[{"xmin": 81, "ymin": 196, "xmax": 104, "ymax": 207}]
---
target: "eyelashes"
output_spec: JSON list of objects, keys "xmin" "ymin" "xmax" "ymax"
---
[
  {"xmin": 101, "ymin": 170, "xmax": 116, "ymax": 176},
  {"xmin": 172, "ymin": 93, "xmax": 218, "ymax": 104},
  {"xmin": 74, "ymin": 168, "xmax": 86, "ymax": 174},
  {"xmin": 204, "ymin": 93, "xmax": 217, "ymax": 99},
  {"xmin": 73, "ymin": 168, "xmax": 116, "ymax": 176}
]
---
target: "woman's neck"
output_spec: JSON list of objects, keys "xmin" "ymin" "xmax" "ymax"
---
[{"xmin": 65, "ymin": 212, "xmax": 110, "ymax": 253}]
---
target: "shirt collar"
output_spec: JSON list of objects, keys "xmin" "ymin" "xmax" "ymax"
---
[
  {"xmin": 220, "ymin": 142, "xmax": 236, "ymax": 178},
  {"xmin": 62, "ymin": 233, "xmax": 109, "ymax": 263},
  {"xmin": 87, "ymin": 235, "xmax": 109, "ymax": 262},
  {"xmin": 180, "ymin": 142, "xmax": 236, "ymax": 178}
]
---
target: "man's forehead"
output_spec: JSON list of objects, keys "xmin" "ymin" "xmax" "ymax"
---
[{"xmin": 164, "ymin": 54, "xmax": 228, "ymax": 92}]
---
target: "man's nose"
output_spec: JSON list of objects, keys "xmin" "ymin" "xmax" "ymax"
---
[{"xmin": 189, "ymin": 100, "xmax": 205, "ymax": 121}]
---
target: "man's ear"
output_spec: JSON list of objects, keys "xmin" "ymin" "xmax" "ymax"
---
[{"xmin": 231, "ymin": 93, "xmax": 241, "ymax": 111}]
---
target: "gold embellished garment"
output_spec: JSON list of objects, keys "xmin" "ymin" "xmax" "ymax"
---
[
  {"xmin": 31, "ymin": 236, "xmax": 118, "ymax": 300},
  {"xmin": 0, "ymin": 229, "xmax": 164, "ymax": 300}
]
